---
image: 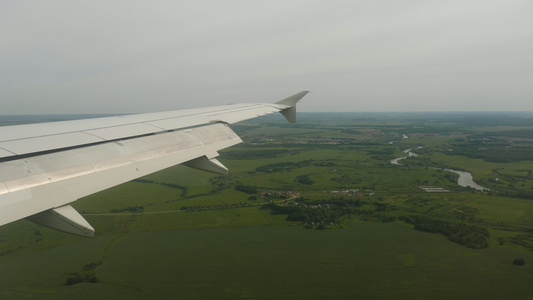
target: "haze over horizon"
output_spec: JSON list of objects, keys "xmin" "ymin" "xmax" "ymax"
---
[{"xmin": 1, "ymin": 1, "xmax": 532, "ymax": 114}]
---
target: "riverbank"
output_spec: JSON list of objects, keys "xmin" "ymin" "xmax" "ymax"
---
[{"xmin": 390, "ymin": 149, "xmax": 488, "ymax": 191}]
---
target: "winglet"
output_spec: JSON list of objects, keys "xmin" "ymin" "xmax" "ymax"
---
[{"xmin": 275, "ymin": 91, "xmax": 309, "ymax": 123}]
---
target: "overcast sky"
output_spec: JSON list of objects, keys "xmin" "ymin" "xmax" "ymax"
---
[{"xmin": 1, "ymin": 0, "xmax": 532, "ymax": 114}]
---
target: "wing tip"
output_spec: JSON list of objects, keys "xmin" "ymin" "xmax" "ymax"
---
[
  {"xmin": 275, "ymin": 91, "xmax": 309, "ymax": 123},
  {"xmin": 275, "ymin": 91, "xmax": 309, "ymax": 107}
]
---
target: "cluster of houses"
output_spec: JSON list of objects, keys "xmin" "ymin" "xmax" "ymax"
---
[
  {"xmin": 419, "ymin": 186, "xmax": 449, "ymax": 192},
  {"xmin": 329, "ymin": 189, "xmax": 361, "ymax": 196}
]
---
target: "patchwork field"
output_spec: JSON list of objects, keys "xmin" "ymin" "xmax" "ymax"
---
[{"xmin": 1, "ymin": 112, "xmax": 533, "ymax": 299}]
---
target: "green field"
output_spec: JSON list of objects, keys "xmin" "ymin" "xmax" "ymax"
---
[
  {"xmin": 1, "ymin": 112, "xmax": 533, "ymax": 299},
  {"xmin": 2, "ymin": 222, "xmax": 533, "ymax": 299}
]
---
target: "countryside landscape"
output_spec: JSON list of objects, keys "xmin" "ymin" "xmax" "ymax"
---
[{"xmin": 1, "ymin": 112, "xmax": 533, "ymax": 299}]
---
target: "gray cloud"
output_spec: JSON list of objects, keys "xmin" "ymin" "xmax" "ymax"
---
[{"xmin": 1, "ymin": 0, "xmax": 532, "ymax": 114}]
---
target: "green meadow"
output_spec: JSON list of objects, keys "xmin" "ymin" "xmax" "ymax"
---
[
  {"xmin": 2, "ymin": 223, "xmax": 532, "ymax": 299},
  {"xmin": 1, "ymin": 112, "xmax": 533, "ymax": 299}
]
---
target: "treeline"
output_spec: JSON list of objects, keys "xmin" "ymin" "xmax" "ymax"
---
[
  {"xmin": 0, "ymin": 230, "xmax": 43, "ymax": 257},
  {"xmin": 180, "ymin": 202, "xmax": 255, "ymax": 211},
  {"xmin": 261, "ymin": 203, "xmax": 344, "ymax": 225},
  {"xmin": 331, "ymin": 174, "xmax": 361, "ymax": 184},
  {"xmin": 110, "ymin": 205, "xmax": 144, "ymax": 213},
  {"xmin": 256, "ymin": 160, "xmax": 314, "ymax": 173},
  {"xmin": 400, "ymin": 215, "xmax": 489, "ymax": 249},
  {"xmin": 133, "ymin": 179, "xmax": 188, "ymax": 197},
  {"xmin": 298, "ymin": 197, "xmax": 363, "ymax": 207},
  {"xmin": 261, "ymin": 198, "xmax": 364, "ymax": 227},
  {"xmin": 254, "ymin": 160, "xmax": 336, "ymax": 174},
  {"xmin": 449, "ymin": 145, "xmax": 533, "ymax": 163},
  {"xmin": 66, "ymin": 261, "xmax": 101, "ymax": 285},
  {"xmin": 479, "ymin": 129, "xmax": 533, "ymax": 139},
  {"xmin": 489, "ymin": 190, "xmax": 533, "ymax": 201},
  {"xmin": 297, "ymin": 174, "xmax": 314, "ymax": 185},
  {"xmin": 223, "ymin": 149, "xmax": 300, "ymax": 159},
  {"xmin": 503, "ymin": 234, "xmax": 533, "ymax": 251},
  {"xmin": 66, "ymin": 273, "xmax": 97, "ymax": 285}
]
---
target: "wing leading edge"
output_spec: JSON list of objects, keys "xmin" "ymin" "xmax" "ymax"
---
[{"xmin": 0, "ymin": 91, "xmax": 309, "ymax": 236}]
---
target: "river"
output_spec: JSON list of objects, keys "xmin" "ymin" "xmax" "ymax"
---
[
  {"xmin": 390, "ymin": 149, "xmax": 488, "ymax": 191},
  {"xmin": 390, "ymin": 149, "xmax": 418, "ymax": 165},
  {"xmin": 443, "ymin": 169, "xmax": 488, "ymax": 191}
]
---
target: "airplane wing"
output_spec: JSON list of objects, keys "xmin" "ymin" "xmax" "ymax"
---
[{"xmin": 0, "ymin": 91, "xmax": 309, "ymax": 237}]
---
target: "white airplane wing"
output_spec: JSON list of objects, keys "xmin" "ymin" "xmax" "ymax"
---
[{"xmin": 0, "ymin": 91, "xmax": 309, "ymax": 237}]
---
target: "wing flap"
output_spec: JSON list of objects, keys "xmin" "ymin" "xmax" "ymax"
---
[{"xmin": 0, "ymin": 123, "xmax": 242, "ymax": 228}]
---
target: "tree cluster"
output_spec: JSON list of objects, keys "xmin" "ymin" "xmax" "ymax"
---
[
  {"xmin": 489, "ymin": 190, "xmax": 533, "ymax": 201},
  {"xmin": 449, "ymin": 142, "xmax": 533, "ymax": 163},
  {"xmin": 331, "ymin": 174, "xmax": 361, "ymax": 184},
  {"xmin": 65, "ymin": 261, "xmax": 101, "ymax": 285},
  {"xmin": 513, "ymin": 258, "xmax": 526, "ymax": 266},
  {"xmin": 66, "ymin": 273, "xmax": 97, "ymax": 285},
  {"xmin": 180, "ymin": 202, "xmax": 253, "ymax": 211},
  {"xmin": 224, "ymin": 149, "xmax": 299, "ymax": 159},
  {"xmin": 256, "ymin": 160, "xmax": 313, "ymax": 173},
  {"xmin": 400, "ymin": 215, "xmax": 489, "ymax": 249},
  {"xmin": 297, "ymin": 174, "xmax": 314, "ymax": 185},
  {"xmin": 261, "ymin": 199, "xmax": 362, "ymax": 228},
  {"xmin": 504, "ymin": 233, "xmax": 533, "ymax": 250}
]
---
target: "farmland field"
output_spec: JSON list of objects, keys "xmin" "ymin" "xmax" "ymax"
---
[{"xmin": 1, "ymin": 112, "xmax": 533, "ymax": 299}]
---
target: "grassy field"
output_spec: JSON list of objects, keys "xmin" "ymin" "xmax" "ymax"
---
[
  {"xmin": 1, "ymin": 221, "xmax": 532, "ymax": 299},
  {"xmin": 1, "ymin": 112, "xmax": 533, "ymax": 299}
]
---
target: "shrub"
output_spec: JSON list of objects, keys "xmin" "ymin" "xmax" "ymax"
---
[{"xmin": 513, "ymin": 258, "xmax": 525, "ymax": 266}]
